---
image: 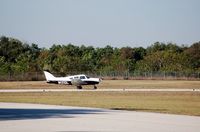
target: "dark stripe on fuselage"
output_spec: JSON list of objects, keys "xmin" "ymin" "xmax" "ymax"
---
[
  {"xmin": 82, "ymin": 81, "xmax": 99, "ymax": 85},
  {"xmin": 47, "ymin": 81, "xmax": 98, "ymax": 85}
]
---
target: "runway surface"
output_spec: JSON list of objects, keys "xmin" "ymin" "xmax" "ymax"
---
[
  {"xmin": 0, "ymin": 103, "xmax": 200, "ymax": 132},
  {"xmin": 0, "ymin": 88, "xmax": 199, "ymax": 92}
]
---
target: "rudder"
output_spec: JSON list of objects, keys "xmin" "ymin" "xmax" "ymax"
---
[{"xmin": 43, "ymin": 71, "xmax": 56, "ymax": 81}]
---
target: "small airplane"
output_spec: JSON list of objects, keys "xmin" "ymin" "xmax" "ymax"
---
[{"xmin": 43, "ymin": 71, "xmax": 101, "ymax": 89}]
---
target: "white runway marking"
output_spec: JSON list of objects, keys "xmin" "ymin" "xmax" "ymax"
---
[
  {"xmin": 0, "ymin": 102, "xmax": 200, "ymax": 132},
  {"xmin": 0, "ymin": 88, "xmax": 199, "ymax": 92}
]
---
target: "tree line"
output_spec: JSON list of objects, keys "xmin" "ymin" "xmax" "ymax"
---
[{"xmin": 0, "ymin": 36, "xmax": 199, "ymax": 75}]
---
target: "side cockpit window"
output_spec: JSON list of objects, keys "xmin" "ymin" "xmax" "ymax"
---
[
  {"xmin": 74, "ymin": 76, "xmax": 79, "ymax": 79},
  {"xmin": 80, "ymin": 76, "xmax": 86, "ymax": 79}
]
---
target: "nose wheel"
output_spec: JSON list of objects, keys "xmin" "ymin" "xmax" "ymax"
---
[{"xmin": 94, "ymin": 85, "xmax": 97, "ymax": 89}]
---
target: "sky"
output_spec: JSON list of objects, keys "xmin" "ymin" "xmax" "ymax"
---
[{"xmin": 0, "ymin": 0, "xmax": 200, "ymax": 48}]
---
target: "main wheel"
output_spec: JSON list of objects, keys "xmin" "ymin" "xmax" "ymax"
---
[
  {"xmin": 77, "ymin": 86, "xmax": 82, "ymax": 89},
  {"xmin": 94, "ymin": 85, "xmax": 97, "ymax": 89}
]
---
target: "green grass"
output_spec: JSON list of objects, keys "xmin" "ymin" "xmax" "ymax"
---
[{"xmin": 0, "ymin": 91, "xmax": 200, "ymax": 116}]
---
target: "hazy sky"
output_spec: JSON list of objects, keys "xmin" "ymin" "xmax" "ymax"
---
[{"xmin": 0, "ymin": 0, "xmax": 200, "ymax": 48}]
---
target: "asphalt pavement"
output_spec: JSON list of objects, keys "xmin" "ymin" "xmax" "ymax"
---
[{"xmin": 0, "ymin": 102, "xmax": 200, "ymax": 132}]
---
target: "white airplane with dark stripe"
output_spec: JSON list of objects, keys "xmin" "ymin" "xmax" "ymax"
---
[{"xmin": 43, "ymin": 71, "xmax": 101, "ymax": 89}]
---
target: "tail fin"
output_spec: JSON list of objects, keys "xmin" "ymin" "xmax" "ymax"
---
[{"xmin": 43, "ymin": 71, "xmax": 56, "ymax": 81}]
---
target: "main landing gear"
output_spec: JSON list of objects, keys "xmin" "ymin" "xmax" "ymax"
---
[
  {"xmin": 76, "ymin": 85, "xmax": 97, "ymax": 90},
  {"xmin": 77, "ymin": 86, "xmax": 82, "ymax": 89}
]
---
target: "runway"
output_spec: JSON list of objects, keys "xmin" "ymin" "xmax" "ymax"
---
[
  {"xmin": 0, "ymin": 103, "xmax": 200, "ymax": 132},
  {"xmin": 0, "ymin": 88, "xmax": 199, "ymax": 92}
]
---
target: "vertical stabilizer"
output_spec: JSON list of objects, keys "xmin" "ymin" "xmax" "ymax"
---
[{"xmin": 43, "ymin": 71, "xmax": 56, "ymax": 81}]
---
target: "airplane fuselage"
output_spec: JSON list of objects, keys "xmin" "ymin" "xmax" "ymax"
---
[{"xmin": 44, "ymin": 71, "xmax": 101, "ymax": 89}]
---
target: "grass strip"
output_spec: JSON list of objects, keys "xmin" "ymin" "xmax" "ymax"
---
[{"xmin": 0, "ymin": 91, "xmax": 199, "ymax": 116}]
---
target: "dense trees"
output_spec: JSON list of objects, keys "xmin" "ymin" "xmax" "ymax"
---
[{"xmin": 0, "ymin": 36, "xmax": 199, "ymax": 75}]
